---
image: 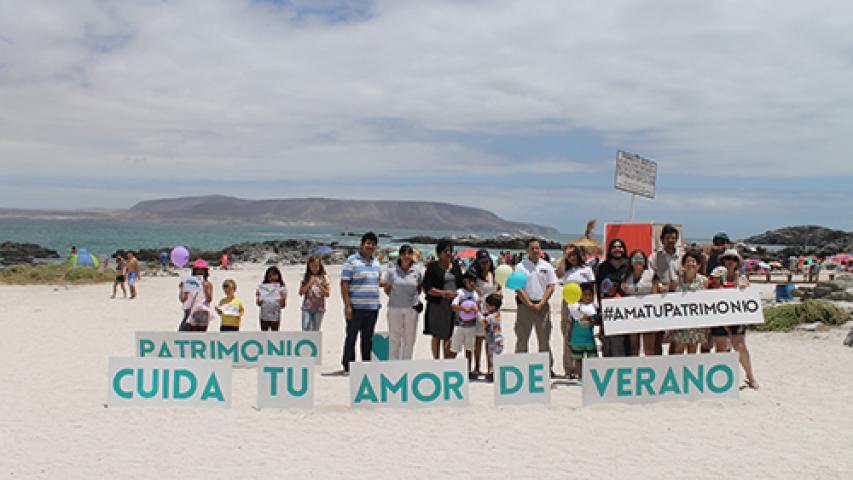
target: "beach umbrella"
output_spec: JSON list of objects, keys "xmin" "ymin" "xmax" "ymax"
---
[
  {"xmin": 758, "ymin": 262, "xmax": 771, "ymax": 270},
  {"xmin": 314, "ymin": 246, "xmax": 333, "ymax": 255},
  {"xmin": 769, "ymin": 261, "xmax": 783, "ymax": 269},
  {"xmin": 568, "ymin": 220, "xmax": 603, "ymax": 256},
  {"xmin": 829, "ymin": 253, "xmax": 852, "ymax": 264},
  {"xmin": 457, "ymin": 248, "xmax": 478, "ymax": 259},
  {"xmin": 67, "ymin": 248, "xmax": 100, "ymax": 268}
]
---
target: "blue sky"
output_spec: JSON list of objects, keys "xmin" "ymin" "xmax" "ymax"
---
[{"xmin": 0, "ymin": 0, "xmax": 851, "ymax": 238}]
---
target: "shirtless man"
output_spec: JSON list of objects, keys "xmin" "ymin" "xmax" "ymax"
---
[{"xmin": 126, "ymin": 251, "xmax": 141, "ymax": 299}]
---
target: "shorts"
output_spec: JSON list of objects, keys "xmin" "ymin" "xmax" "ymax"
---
[
  {"xmin": 115, "ymin": 275, "xmax": 125, "ymax": 283},
  {"xmin": 571, "ymin": 344, "xmax": 597, "ymax": 360},
  {"xmin": 127, "ymin": 272, "xmax": 139, "ymax": 285},
  {"xmin": 711, "ymin": 325, "xmax": 746, "ymax": 337},
  {"xmin": 450, "ymin": 326, "xmax": 477, "ymax": 353}
]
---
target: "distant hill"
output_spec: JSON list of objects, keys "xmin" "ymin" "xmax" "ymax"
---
[
  {"xmin": 741, "ymin": 225, "xmax": 852, "ymax": 247},
  {"xmin": 127, "ymin": 195, "xmax": 560, "ymax": 234}
]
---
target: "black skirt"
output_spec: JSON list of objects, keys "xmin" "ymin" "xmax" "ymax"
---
[{"xmin": 424, "ymin": 298, "xmax": 454, "ymax": 339}]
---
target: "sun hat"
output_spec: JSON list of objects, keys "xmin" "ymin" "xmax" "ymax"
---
[
  {"xmin": 192, "ymin": 259, "xmax": 210, "ymax": 269},
  {"xmin": 719, "ymin": 249, "xmax": 742, "ymax": 266}
]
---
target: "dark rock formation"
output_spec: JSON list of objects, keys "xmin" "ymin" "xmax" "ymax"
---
[
  {"xmin": 0, "ymin": 242, "xmax": 60, "ymax": 265},
  {"xmin": 397, "ymin": 233, "xmax": 561, "ymax": 250}
]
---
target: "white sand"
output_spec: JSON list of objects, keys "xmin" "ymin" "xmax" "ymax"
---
[{"xmin": 2, "ymin": 264, "xmax": 852, "ymax": 479}]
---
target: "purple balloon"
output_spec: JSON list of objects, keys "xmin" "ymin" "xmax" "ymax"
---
[
  {"xmin": 170, "ymin": 246, "xmax": 190, "ymax": 268},
  {"xmin": 459, "ymin": 300, "xmax": 478, "ymax": 321}
]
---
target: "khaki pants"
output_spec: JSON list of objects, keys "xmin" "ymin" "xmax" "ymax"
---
[
  {"xmin": 560, "ymin": 301, "xmax": 573, "ymax": 376},
  {"xmin": 514, "ymin": 301, "xmax": 553, "ymax": 367}
]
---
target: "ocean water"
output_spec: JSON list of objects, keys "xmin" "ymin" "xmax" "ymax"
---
[{"xmin": 0, "ymin": 219, "xmax": 584, "ymax": 258}]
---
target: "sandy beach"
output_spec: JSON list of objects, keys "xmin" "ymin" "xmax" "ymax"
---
[{"xmin": 2, "ymin": 264, "xmax": 852, "ymax": 479}]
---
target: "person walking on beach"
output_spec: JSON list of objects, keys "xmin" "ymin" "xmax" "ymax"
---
[
  {"xmin": 340, "ymin": 232, "xmax": 382, "ymax": 373},
  {"xmin": 257, "ymin": 266, "xmax": 287, "ymax": 331},
  {"xmin": 179, "ymin": 259, "xmax": 214, "ymax": 332},
  {"xmin": 299, "ymin": 255, "xmax": 330, "ymax": 331},
  {"xmin": 424, "ymin": 240, "xmax": 463, "ymax": 359},
  {"xmin": 382, "ymin": 245, "xmax": 423, "ymax": 361},
  {"xmin": 596, "ymin": 238, "xmax": 630, "ymax": 357},
  {"xmin": 111, "ymin": 254, "xmax": 127, "ymax": 299},
  {"xmin": 710, "ymin": 249, "xmax": 759, "ymax": 389},
  {"xmin": 126, "ymin": 251, "xmax": 141, "ymax": 299},
  {"xmin": 556, "ymin": 243, "xmax": 595, "ymax": 376},
  {"xmin": 514, "ymin": 238, "xmax": 557, "ymax": 374}
]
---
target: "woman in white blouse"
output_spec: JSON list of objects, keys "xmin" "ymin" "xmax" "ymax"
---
[{"xmin": 556, "ymin": 243, "xmax": 595, "ymax": 378}]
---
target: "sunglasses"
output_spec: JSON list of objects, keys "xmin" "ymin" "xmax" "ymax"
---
[{"xmin": 631, "ymin": 256, "xmax": 645, "ymax": 262}]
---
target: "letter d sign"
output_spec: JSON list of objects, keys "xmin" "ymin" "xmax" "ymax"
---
[{"xmin": 493, "ymin": 353, "xmax": 550, "ymax": 406}]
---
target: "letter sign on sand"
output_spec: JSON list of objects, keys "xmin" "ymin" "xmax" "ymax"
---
[
  {"xmin": 108, "ymin": 357, "xmax": 232, "ymax": 408},
  {"xmin": 349, "ymin": 358, "xmax": 469, "ymax": 409},
  {"xmin": 493, "ymin": 353, "xmax": 550, "ymax": 406}
]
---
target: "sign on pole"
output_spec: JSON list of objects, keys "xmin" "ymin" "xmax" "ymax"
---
[
  {"xmin": 582, "ymin": 353, "xmax": 739, "ymax": 406},
  {"xmin": 600, "ymin": 287, "xmax": 764, "ymax": 335},
  {"xmin": 615, "ymin": 150, "xmax": 657, "ymax": 199}
]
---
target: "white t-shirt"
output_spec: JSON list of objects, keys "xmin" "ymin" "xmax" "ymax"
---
[
  {"xmin": 560, "ymin": 265, "xmax": 595, "ymax": 286},
  {"xmin": 516, "ymin": 258, "xmax": 557, "ymax": 301}
]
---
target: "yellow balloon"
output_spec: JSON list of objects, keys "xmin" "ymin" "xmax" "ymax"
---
[
  {"xmin": 562, "ymin": 282, "xmax": 582, "ymax": 304},
  {"xmin": 495, "ymin": 265, "xmax": 512, "ymax": 287}
]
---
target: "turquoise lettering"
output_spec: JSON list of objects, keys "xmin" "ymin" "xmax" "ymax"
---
[
  {"xmin": 659, "ymin": 367, "xmax": 682, "ymax": 395},
  {"xmin": 591, "ymin": 368, "xmax": 614, "ymax": 397},
  {"xmin": 636, "ymin": 367, "xmax": 656, "ymax": 396},
  {"xmin": 163, "ymin": 369, "xmax": 170, "ymax": 399},
  {"xmin": 112, "ymin": 368, "xmax": 133, "ymax": 399},
  {"xmin": 443, "ymin": 371, "xmax": 464, "ymax": 400},
  {"xmin": 264, "ymin": 366, "xmax": 284, "ymax": 396},
  {"xmin": 412, "ymin": 373, "xmax": 440, "ymax": 402},
  {"xmin": 157, "ymin": 343, "xmax": 173, "ymax": 358},
  {"xmin": 173, "ymin": 369, "xmax": 197, "ymax": 399},
  {"xmin": 683, "ymin": 365, "xmax": 704, "ymax": 394},
  {"xmin": 616, "ymin": 368, "xmax": 632, "ymax": 397},
  {"xmin": 190, "ymin": 340, "xmax": 206, "ymax": 359},
  {"xmin": 380, "ymin": 374, "xmax": 408, "ymax": 402},
  {"xmin": 137, "ymin": 368, "xmax": 159, "ymax": 399},
  {"xmin": 528, "ymin": 364, "xmax": 545, "ymax": 394},
  {"xmin": 217, "ymin": 341, "xmax": 239, "ymax": 362},
  {"xmin": 287, "ymin": 367, "xmax": 310, "ymax": 397},
  {"xmin": 354, "ymin": 376, "xmax": 378, "ymax": 403},
  {"xmin": 175, "ymin": 340, "xmax": 189, "ymax": 357},
  {"xmin": 267, "ymin": 340, "xmax": 285, "ymax": 357},
  {"xmin": 139, "ymin": 339, "xmax": 155, "ymax": 357},
  {"xmin": 295, "ymin": 339, "xmax": 318, "ymax": 357},
  {"xmin": 200, "ymin": 373, "xmax": 225, "ymax": 402},
  {"xmin": 241, "ymin": 340, "xmax": 262, "ymax": 363},
  {"xmin": 500, "ymin": 366, "xmax": 523, "ymax": 395},
  {"xmin": 707, "ymin": 364, "xmax": 734, "ymax": 394}
]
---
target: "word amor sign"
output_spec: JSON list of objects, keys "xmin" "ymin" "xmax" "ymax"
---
[
  {"xmin": 582, "ymin": 353, "xmax": 739, "ymax": 407},
  {"xmin": 349, "ymin": 359, "xmax": 469, "ymax": 408}
]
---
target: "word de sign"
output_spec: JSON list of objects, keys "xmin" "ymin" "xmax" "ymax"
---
[
  {"xmin": 582, "ymin": 353, "xmax": 739, "ymax": 407},
  {"xmin": 493, "ymin": 353, "xmax": 550, "ymax": 406},
  {"xmin": 349, "ymin": 359, "xmax": 469, "ymax": 409},
  {"xmin": 136, "ymin": 331, "xmax": 321, "ymax": 367},
  {"xmin": 108, "ymin": 357, "xmax": 232, "ymax": 408},
  {"xmin": 257, "ymin": 356, "xmax": 315, "ymax": 409}
]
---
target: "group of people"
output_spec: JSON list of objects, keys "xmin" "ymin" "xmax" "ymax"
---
[{"xmin": 167, "ymin": 227, "xmax": 759, "ymax": 389}]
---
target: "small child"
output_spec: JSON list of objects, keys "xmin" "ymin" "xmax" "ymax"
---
[
  {"xmin": 482, "ymin": 293, "xmax": 504, "ymax": 383},
  {"xmin": 215, "ymin": 279, "xmax": 245, "ymax": 332},
  {"xmin": 568, "ymin": 283, "xmax": 599, "ymax": 383},
  {"xmin": 451, "ymin": 272, "xmax": 480, "ymax": 380}
]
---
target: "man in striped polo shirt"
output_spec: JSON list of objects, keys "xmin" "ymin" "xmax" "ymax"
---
[{"xmin": 340, "ymin": 231, "xmax": 382, "ymax": 373}]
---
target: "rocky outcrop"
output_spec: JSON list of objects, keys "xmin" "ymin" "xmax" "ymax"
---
[
  {"xmin": 793, "ymin": 273, "xmax": 853, "ymax": 301},
  {"xmin": 0, "ymin": 242, "xmax": 60, "ymax": 265},
  {"xmin": 742, "ymin": 225, "xmax": 853, "ymax": 255},
  {"xmin": 397, "ymin": 233, "xmax": 561, "ymax": 250}
]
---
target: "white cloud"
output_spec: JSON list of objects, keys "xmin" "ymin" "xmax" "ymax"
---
[{"xmin": 0, "ymin": 0, "xmax": 852, "ymax": 229}]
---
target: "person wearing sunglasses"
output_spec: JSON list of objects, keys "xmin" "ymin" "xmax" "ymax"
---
[
  {"xmin": 620, "ymin": 249, "xmax": 662, "ymax": 356},
  {"xmin": 423, "ymin": 240, "xmax": 463, "ymax": 359}
]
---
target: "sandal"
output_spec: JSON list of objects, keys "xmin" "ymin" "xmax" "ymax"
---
[{"xmin": 740, "ymin": 378, "xmax": 760, "ymax": 390}]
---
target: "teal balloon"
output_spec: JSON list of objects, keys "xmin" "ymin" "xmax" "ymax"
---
[{"xmin": 505, "ymin": 271, "xmax": 528, "ymax": 290}]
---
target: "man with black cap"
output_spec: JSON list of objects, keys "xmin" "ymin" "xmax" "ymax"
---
[{"xmin": 705, "ymin": 232, "xmax": 731, "ymax": 275}]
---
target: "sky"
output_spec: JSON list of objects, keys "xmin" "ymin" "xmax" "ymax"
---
[{"xmin": 1, "ymin": 0, "xmax": 852, "ymax": 238}]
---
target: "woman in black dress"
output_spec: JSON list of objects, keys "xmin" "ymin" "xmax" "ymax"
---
[{"xmin": 423, "ymin": 240, "xmax": 463, "ymax": 359}]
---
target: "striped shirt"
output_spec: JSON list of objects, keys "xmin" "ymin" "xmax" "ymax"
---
[{"xmin": 341, "ymin": 252, "xmax": 381, "ymax": 310}]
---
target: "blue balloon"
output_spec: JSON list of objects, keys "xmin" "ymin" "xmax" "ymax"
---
[{"xmin": 505, "ymin": 271, "xmax": 528, "ymax": 290}]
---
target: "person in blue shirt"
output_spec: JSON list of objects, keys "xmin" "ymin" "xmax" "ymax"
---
[
  {"xmin": 340, "ymin": 232, "xmax": 382, "ymax": 373},
  {"xmin": 160, "ymin": 251, "xmax": 169, "ymax": 271}
]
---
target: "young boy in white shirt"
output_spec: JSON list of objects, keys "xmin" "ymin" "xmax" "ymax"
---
[{"xmin": 451, "ymin": 272, "xmax": 480, "ymax": 380}]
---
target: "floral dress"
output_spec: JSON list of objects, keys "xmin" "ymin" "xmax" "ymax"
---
[{"xmin": 670, "ymin": 274, "xmax": 708, "ymax": 344}]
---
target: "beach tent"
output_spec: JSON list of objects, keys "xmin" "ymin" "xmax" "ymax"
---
[
  {"xmin": 66, "ymin": 248, "xmax": 100, "ymax": 268},
  {"xmin": 570, "ymin": 220, "xmax": 603, "ymax": 256}
]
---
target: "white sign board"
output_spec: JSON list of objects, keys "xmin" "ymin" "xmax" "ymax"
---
[
  {"xmin": 257, "ymin": 356, "xmax": 315, "ymax": 409},
  {"xmin": 349, "ymin": 359, "xmax": 469, "ymax": 409},
  {"xmin": 615, "ymin": 150, "xmax": 657, "ymax": 199},
  {"xmin": 583, "ymin": 353, "xmax": 739, "ymax": 406},
  {"xmin": 136, "ymin": 331, "xmax": 322, "ymax": 367},
  {"xmin": 107, "ymin": 357, "xmax": 232, "ymax": 408},
  {"xmin": 493, "ymin": 353, "xmax": 550, "ymax": 406},
  {"xmin": 601, "ymin": 287, "xmax": 764, "ymax": 335}
]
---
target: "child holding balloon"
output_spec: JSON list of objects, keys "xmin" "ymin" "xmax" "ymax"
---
[
  {"xmin": 482, "ymin": 293, "xmax": 504, "ymax": 383},
  {"xmin": 567, "ymin": 283, "xmax": 599, "ymax": 383},
  {"xmin": 451, "ymin": 272, "xmax": 480, "ymax": 380}
]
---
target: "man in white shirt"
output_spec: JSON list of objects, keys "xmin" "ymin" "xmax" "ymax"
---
[
  {"xmin": 514, "ymin": 238, "xmax": 557, "ymax": 373},
  {"xmin": 649, "ymin": 224, "xmax": 681, "ymax": 292}
]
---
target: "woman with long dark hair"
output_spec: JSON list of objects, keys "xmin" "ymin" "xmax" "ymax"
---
[
  {"xmin": 469, "ymin": 249, "xmax": 501, "ymax": 376},
  {"xmin": 382, "ymin": 245, "xmax": 423, "ymax": 360},
  {"xmin": 299, "ymin": 255, "xmax": 329, "ymax": 331},
  {"xmin": 596, "ymin": 238, "xmax": 630, "ymax": 357}
]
